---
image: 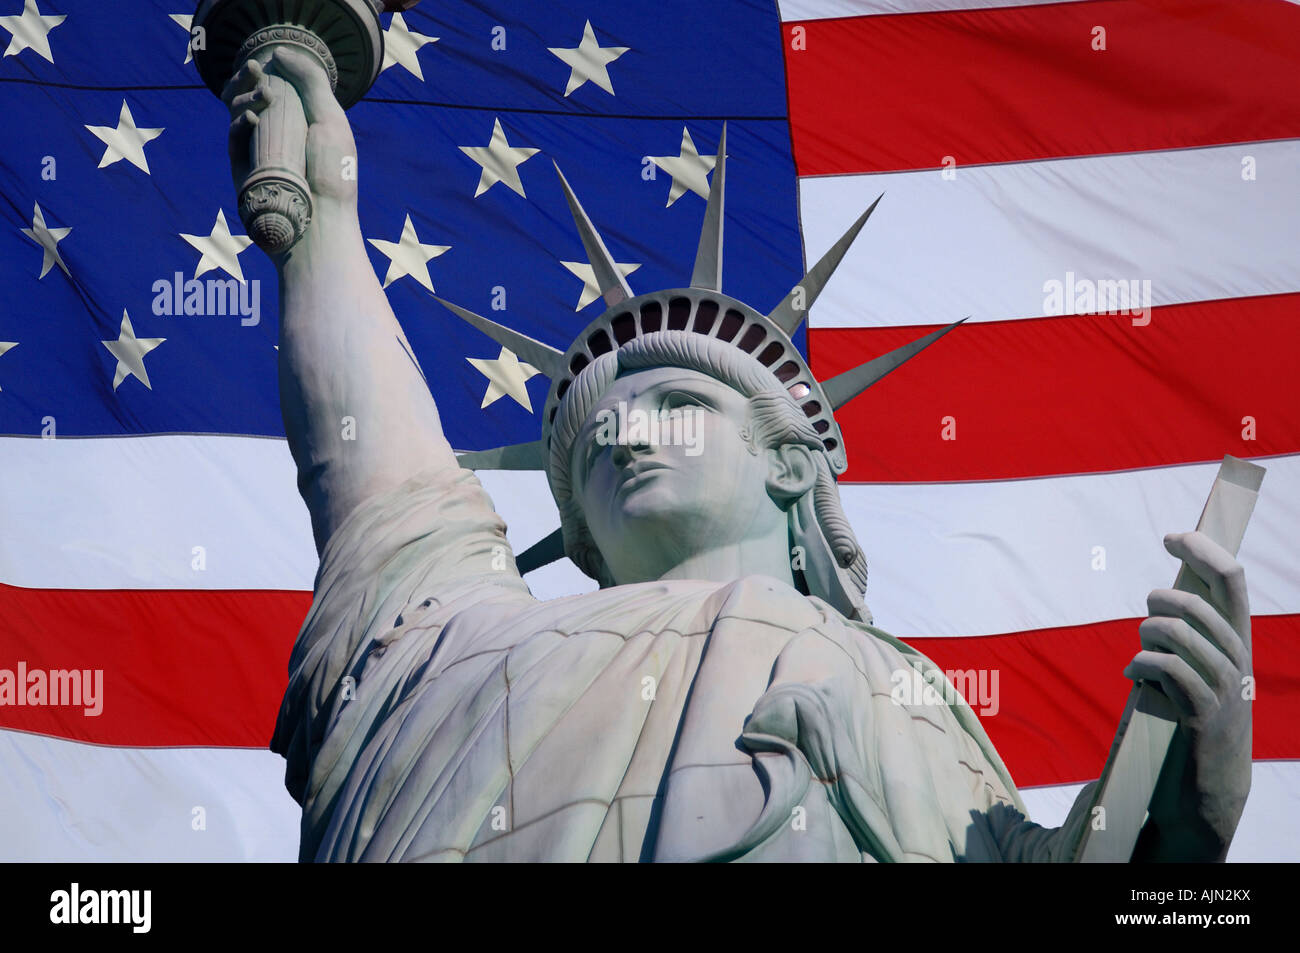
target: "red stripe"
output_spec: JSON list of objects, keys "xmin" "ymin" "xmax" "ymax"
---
[
  {"xmin": 2, "ymin": 584, "xmax": 1297, "ymax": 787},
  {"xmin": 912, "ymin": 613, "xmax": 1300, "ymax": 787},
  {"xmin": 784, "ymin": 0, "xmax": 1300, "ymax": 176},
  {"xmin": 0, "ymin": 583, "xmax": 308, "ymax": 747},
  {"xmin": 810, "ymin": 295, "xmax": 1300, "ymax": 482}
]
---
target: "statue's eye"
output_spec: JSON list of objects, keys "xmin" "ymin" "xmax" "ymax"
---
[
  {"xmin": 583, "ymin": 424, "xmax": 614, "ymax": 475},
  {"xmin": 584, "ymin": 436, "xmax": 604, "ymax": 472},
  {"xmin": 662, "ymin": 390, "xmax": 707, "ymax": 411}
]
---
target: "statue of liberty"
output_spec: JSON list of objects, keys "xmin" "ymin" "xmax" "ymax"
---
[{"xmin": 219, "ymin": 46, "xmax": 1254, "ymax": 863}]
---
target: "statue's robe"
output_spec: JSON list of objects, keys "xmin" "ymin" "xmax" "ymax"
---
[{"xmin": 272, "ymin": 467, "xmax": 1091, "ymax": 862}]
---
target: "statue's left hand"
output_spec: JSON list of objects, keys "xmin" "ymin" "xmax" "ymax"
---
[{"xmin": 1126, "ymin": 530, "xmax": 1252, "ymax": 858}]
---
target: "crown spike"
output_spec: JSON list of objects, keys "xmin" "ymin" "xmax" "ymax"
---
[
  {"xmin": 432, "ymin": 296, "xmax": 566, "ymax": 380},
  {"xmin": 768, "ymin": 193, "xmax": 884, "ymax": 337},
  {"xmin": 553, "ymin": 162, "xmax": 633, "ymax": 308},
  {"xmin": 457, "ymin": 440, "xmax": 547, "ymax": 471},
  {"xmin": 516, "ymin": 527, "xmax": 566, "ymax": 574},
  {"xmin": 821, "ymin": 317, "xmax": 967, "ymax": 410},
  {"xmin": 690, "ymin": 123, "xmax": 727, "ymax": 292}
]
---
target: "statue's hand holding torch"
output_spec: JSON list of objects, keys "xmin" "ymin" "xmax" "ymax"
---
[
  {"xmin": 223, "ymin": 48, "xmax": 358, "ymax": 259},
  {"xmin": 194, "ymin": 0, "xmax": 423, "ymax": 257}
]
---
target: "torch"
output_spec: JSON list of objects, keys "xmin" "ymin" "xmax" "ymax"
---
[{"xmin": 191, "ymin": 0, "xmax": 422, "ymax": 254}]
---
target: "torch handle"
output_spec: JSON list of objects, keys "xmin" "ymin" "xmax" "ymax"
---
[{"xmin": 236, "ymin": 51, "xmax": 317, "ymax": 255}]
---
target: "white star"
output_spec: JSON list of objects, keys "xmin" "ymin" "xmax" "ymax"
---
[
  {"xmin": 367, "ymin": 214, "xmax": 450, "ymax": 291},
  {"xmin": 101, "ymin": 310, "xmax": 165, "ymax": 392},
  {"xmin": 560, "ymin": 260, "xmax": 642, "ymax": 310},
  {"xmin": 0, "ymin": 0, "xmax": 65, "ymax": 63},
  {"xmin": 459, "ymin": 118, "xmax": 540, "ymax": 198},
  {"xmin": 649, "ymin": 127, "xmax": 716, "ymax": 207},
  {"xmin": 85, "ymin": 100, "xmax": 165, "ymax": 174},
  {"xmin": 381, "ymin": 13, "xmax": 438, "ymax": 80},
  {"xmin": 548, "ymin": 20, "xmax": 629, "ymax": 97},
  {"xmin": 169, "ymin": 13, "xmax": 194, "ymax": 64},
  {"xmin": 467, "ymin": 346, "xmax": 540, "ymax": 411},
  {"xmin": 0, "ymin": 341, "xmax": 17, "ymax": 391},
  {"xmin": 180, "ymin": 209, "xmax": 254, "ymax": 282},
  {"xmin": 20, "ymin": 202, "xmax": 71, "ymax": 279}
]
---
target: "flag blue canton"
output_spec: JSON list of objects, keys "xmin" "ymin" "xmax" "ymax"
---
[{"xmin": 0, "ymin": 0, "xmax": 803, "ymax": 449}]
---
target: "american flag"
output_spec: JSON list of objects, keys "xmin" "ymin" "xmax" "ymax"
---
[{"xmin": 0, "ymin": 0, "xmax": 1296, "ymax": 860}]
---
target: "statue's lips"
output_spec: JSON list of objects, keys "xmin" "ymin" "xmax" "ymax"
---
[{"xmin": 615, "ymin": 462, "xmax": 669, "ymax": 495}]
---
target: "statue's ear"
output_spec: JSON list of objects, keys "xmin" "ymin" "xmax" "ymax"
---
[{"xmin": 766, "ymin": 444, "xmax": 817, "ymax": 506}]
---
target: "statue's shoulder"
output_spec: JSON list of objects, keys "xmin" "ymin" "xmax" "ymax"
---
[{"xmin": 316, "ymin": 464, "xmax": 530, "ymax": 602}]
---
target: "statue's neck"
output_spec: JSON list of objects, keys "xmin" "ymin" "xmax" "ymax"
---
[{"xmin": 645, "ymin": 538, "xmax": 796, "ymax": 589}]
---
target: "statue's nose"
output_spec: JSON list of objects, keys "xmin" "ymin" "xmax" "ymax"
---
[{"xmin": 611, "ymin": 435, "xmax": 651, "ymax": 468}]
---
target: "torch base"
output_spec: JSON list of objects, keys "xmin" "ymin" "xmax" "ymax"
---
[{"xmin": 239, "ymin": 170, "xmax": 313, "ymax": 256}]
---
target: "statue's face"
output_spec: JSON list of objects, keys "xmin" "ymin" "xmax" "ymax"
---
[{"xmin": 570, "ymin": 366, "xmax": 787, "ymax": 583}]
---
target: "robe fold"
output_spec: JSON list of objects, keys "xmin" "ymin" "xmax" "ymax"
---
[{"xmin": 272, "ymin": 466, "xmax": 1090, "ymax": 861}]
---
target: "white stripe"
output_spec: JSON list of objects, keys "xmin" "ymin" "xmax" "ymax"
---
[
  {"xmin": 779, "ymin": 0, "xmax": 1094, "ymax": 19},
  {"xmin": 0, "ymin": 730, "xmax": 299, "ymax": 861},
  {"xmin": 4, "ymin": 439, "xmax": 1296, "ymax": 641},
  {"xmin": 1020, "ymin": 761, "xmax": 1300, "ymax": 862},
  {"xmin": 1018, "ymin": 781, "xmax": 1087, "ymax": 828},
  {"xmin": 0, "ymin": 435, "xmax": 318, "ymax": 590},
  {"xmin": 2, "ymin": 728, "xmax": 1290, "ymax": 860},
  {"xmin": 0, "ymin": 435, "xmax": 577, "ymax": 592},
  {"xmin": 848, "ymin": 455, "xmax": 1300, "ymax": 638},
  {"xmin": 799, "ymin": 140, "xmax": 1300, "ymax": 327}
]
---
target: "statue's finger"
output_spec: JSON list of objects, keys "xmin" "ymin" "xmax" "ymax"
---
[
  {"xmin": 220, "ymin": 57, "xmax": 265, "ymax": 108},
  {"xmin": 227, "ymin": 109, "xmax": 261, "ymax": 179},
  {"xmin": 1124, "ymin": 650, "xmax": 1217, "ymax": 720},
  {"xmin": 1138, "ymin": 615, "xmax": 1235, "ymax": 694},
  {"xmin": 1146, "ymin": 587, "xmax": 1248, "ymax": 671},
  {"xmin": 1164, "ymin": 531, "xmax": 1250, "ymax": 637},
  {"xmin": 228, "ymin": 107, "xmax": 259, "ymax": 144},
  {"xmin": 264, "ymin": 47, "xmax": 341, "ymax": 126},
  {"xmin": 228, "ymin": 85, "xmax": 274, "ymax": 117}
]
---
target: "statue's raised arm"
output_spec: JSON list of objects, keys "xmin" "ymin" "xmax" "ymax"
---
[{"xmin": 224, "ymin": 49, "xmax": 456, "ymax": 554}]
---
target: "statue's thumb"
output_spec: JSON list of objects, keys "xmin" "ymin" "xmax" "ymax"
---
[{"xmin": 266, "ymin": 48, "xmax": 338, "ymax": 123}]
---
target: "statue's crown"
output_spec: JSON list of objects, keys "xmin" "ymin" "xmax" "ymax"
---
[{"xmin": 437, "ymin": 125, "xmax": 964, "ymax": 574}]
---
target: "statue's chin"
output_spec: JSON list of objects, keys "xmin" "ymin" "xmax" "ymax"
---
[{"xmin": 612, "ymin": 481, "xmax": 700, "ymax": 526}]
